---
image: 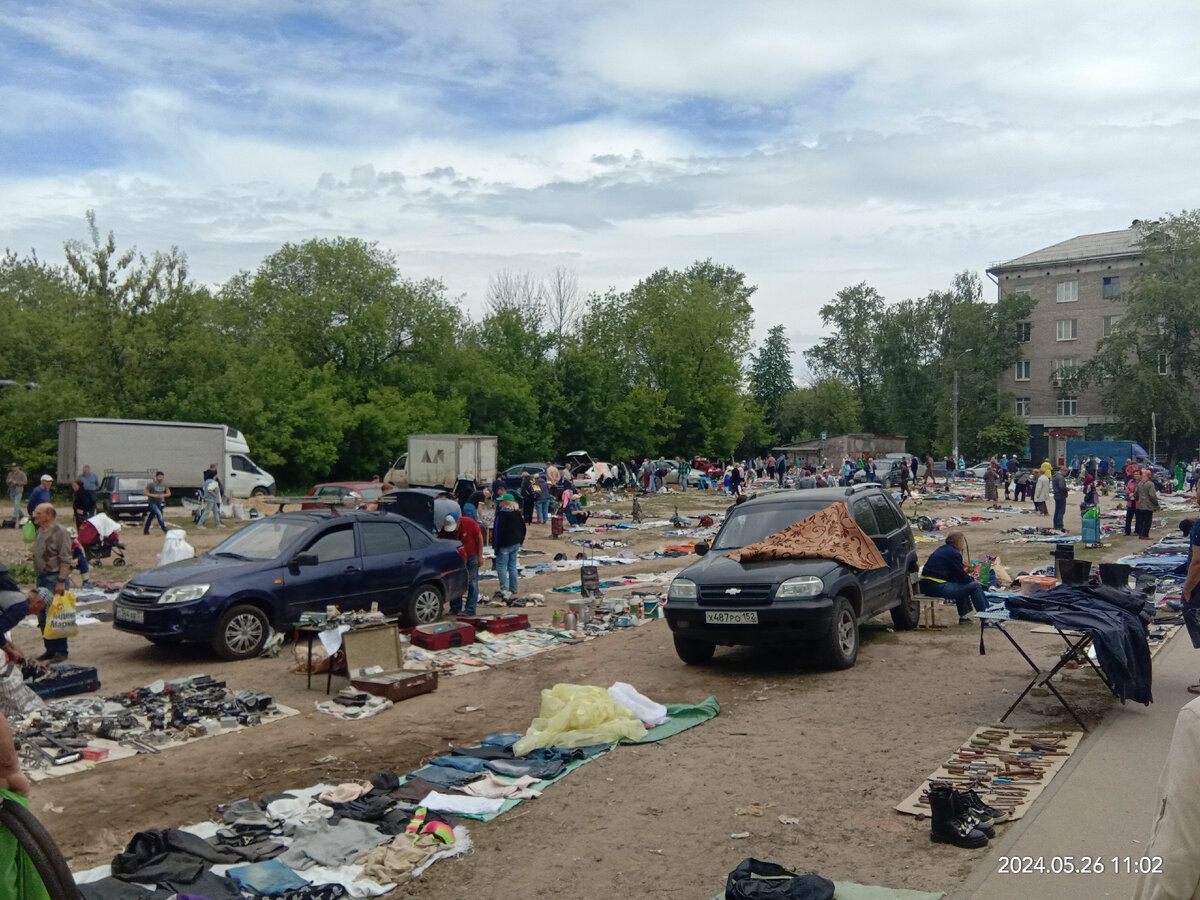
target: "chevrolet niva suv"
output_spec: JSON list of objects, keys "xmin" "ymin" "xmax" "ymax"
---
[{"xmin": 665, "ymin": 484, "xmax": 919, "ymax": 669}]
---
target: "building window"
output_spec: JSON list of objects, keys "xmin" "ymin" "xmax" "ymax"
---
[
  {"xmin": 1016, "ymin": 322, "xmax": 1031, "ymax": 342},
  {"xmin": 1054, "ymin": 358, "xmax": 1077, "ymax": 385},
  {"xmin": 1015, "ymin": 361, "xmax": 1030, "ymax": 381},
  {"xmin": 1103, "ymin": 315, "xmax": 1121, "ymax": 337},
  {"xmin": 1056, "ymin": 280, "xmax": 1079, "ymax": 303},
  {"xmin": 1056, "ymin": 319, "xmax": 1078, "ymax": 341},
  {"xmin": 1102, "ymin": 276, "xmax": 1121, "ymax": 298},
  {"xmin": 1159, "ymin": 353, "xmax": 1169, "ymax": 375},
  {"xmin": 1057, "ymin": 396, "xmax": 1078, "ymax": 416},
  {"xmin": 1015, "ymin": 397, "xmax": 1031, "ymax": 417}
]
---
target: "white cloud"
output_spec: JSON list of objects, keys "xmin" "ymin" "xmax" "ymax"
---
[{"xmin": 3, "ymin": 0, "xmax": 1200, "ymax": 352}]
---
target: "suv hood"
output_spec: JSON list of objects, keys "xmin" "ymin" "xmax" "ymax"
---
[
  {"xmin": 679, "ymin": 551, "xmax": 844, "ymax": 583},
  {"xmin": 129, "ymin": 553, "xmax": 270, "ymax": 588}
]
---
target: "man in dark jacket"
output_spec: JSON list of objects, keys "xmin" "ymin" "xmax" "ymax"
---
[
  {"xmin": 1052, "ymin": 466, "xmax": 1068, "ymax": 531},
  {"xmin": 919, "ymin": 532, "xmax": 987, "ymax": 624},
  {"xmin": 492, "ymin": 494, "xmax": 526, "ymax": 598}
]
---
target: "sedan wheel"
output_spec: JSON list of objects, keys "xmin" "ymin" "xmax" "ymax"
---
[
  {"xmin": 213, "ymin": 604, "xmax": 269, "ymax": 660},
  {"xmin": 406, "ymin": 583, "xmax": 443, "ymax": 626}
]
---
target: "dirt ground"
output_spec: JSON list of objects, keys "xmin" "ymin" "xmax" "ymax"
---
[{"xmin": 0, "ymin": 480, "xmax": 1186, "ymax": 898}]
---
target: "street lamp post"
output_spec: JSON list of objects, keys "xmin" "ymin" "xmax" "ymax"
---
[{"xmin": 952, "ymin": 349, "xmax": 975, "ymax": 463}]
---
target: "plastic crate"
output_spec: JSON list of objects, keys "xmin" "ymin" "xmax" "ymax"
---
[{"xmin": 29, "ymin": 665, "xmax": 100, "ymax": 699}]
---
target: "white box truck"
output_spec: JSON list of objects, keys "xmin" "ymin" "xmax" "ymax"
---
[
  {"xmin": 385, "ymin": 434, "xmax": 498, "ymax": 488},
  {"xmin": 57, "ymin": 418, "xmax": 275, "ymax": 497}
]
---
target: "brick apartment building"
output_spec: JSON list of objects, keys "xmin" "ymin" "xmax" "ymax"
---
[{"xmin": 987, "ymin": 227, "xmax": 1144, "ymax": 465}]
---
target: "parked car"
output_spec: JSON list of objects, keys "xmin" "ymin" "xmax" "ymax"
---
[
  {"xmin": 500, "ymin": 463, "xmax": 556, "ymax": 493},
  {"xmin": 301, "ymin": 481, "xmax": 384, "ymax": 509},
  {"xmin": 376, "ymin": 487, "xmax": 460, "ymax": 533},
  {"xmin": 868, "ymin": 459, "xmax": 903, "ymax": 487},
  {"xmin": 112, "ymin": 509, "xmax": 467, "ymax": 659},
  {"xmin": 97, "ymin": 472, "xmax": 154, "ymax": 520},
  {"xmin": 664, "ymin": 484, "xmax": 919, "ymax": 669},
  {"xmin": 961, "ymin": 461, "xmax": 991, "ymax": 479}
]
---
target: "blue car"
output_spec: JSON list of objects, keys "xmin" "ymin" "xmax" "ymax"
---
[{"xmin": 113, "ymin": 509, "xmax": 467, "ymax": 659}]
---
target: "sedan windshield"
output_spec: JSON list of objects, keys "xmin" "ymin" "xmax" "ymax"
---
[
  {"xmin": 711, "ymin": 503, "xmax": 829, "ymax": 550},
  {"xmin": 209, "ymin": 519, "xmax": 312, "ymax": 560}
]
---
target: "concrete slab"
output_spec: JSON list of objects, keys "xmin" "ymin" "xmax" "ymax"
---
[{"xmin": 952, "ymin": 628, "xmax": 1195, "ymax": 899}]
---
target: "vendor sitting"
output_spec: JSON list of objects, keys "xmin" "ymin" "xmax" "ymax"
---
[{"xmin": 919, "ymin": 531, "xmax": 988, "ymax": 624}]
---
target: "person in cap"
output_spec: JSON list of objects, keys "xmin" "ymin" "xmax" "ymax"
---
[
  {"xmin": 5, "ymin": 464, "xmax": 25, "ymax": 523},
  {"xmin": 492, "ymin": 493, "xmax": 526, "ymax": 599},
  {"xmin": 31, "ymin": 504, "xmax": 72, "ymax": 662},
  {"xmin": 26, "ymin": 475, "xmax": 52, "ymax": 519}
]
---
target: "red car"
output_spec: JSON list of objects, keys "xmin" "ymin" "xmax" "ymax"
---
[
  {"xmin": 302, "ymin": 481, "xmax": 385, "ymax": 509},
  {"xmin": 690, "ymin": 458, "xmax": 723, "ymax": 478}
]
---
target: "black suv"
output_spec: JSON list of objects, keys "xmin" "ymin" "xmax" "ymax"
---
[
  {"xmin": 97, "ymin": 473, "xmax": 154, "ymax": 520},
  {"xmin": 665, "ymin": 484, "xmax": 919, "ymax": 669}
]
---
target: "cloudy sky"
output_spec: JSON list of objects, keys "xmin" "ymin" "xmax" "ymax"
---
[{"xmin": 4, "ymin": 1, "xmax": 1199, "ymax": 365}]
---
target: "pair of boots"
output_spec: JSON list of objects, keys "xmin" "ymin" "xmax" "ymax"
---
[{"xmin": 927, "ymin": 783, "xmax": 1008, "ymax": 849}]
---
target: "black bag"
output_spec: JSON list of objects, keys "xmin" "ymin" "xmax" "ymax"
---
[{"xmin": 725, "ymin": 858, "xmax": 835, "ymax": 900}]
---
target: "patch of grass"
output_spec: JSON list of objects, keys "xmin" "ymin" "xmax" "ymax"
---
[{"xmin": 861, "ymin": 623, "xmax": 900, "ymax": 645}]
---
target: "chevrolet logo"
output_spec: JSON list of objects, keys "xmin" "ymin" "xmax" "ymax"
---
[{"xmin": 725, "ymin": 588, "xmax": 742, "ymax": 595}]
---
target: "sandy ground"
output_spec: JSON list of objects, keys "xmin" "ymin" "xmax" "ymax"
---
[{"xmin": 0, "ymin": 480, "xmax": 1186, "ymax": 898}]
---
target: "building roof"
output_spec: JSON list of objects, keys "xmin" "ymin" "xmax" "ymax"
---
[{"xmin": 989, "ymin": 228, "xmax": 1140, "ymax": 272}]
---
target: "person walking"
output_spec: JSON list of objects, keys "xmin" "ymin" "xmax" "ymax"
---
[
  {"xmin": 1135, "ymin": 468, "xmax": 1161, "ymax": 540},
  {"xmin": 534, "ymin": 472, "xmax": 551, "ymax": 525},
  {"xmin": 31, "ymin": 503, "xmax": 72, "ymax": 662},
  {"xmin": 195, "ymin": 472, "xmax": 222, "ymax": 527},
  {"xmin": 1124, "ymin": 472, "xmax": 1139, "ymax": 535},
  {"xmin": 492, "ymin": 494, "xmax": 526, "ymax": 599},
  {"xmin": 677, "ymin": 457, "xmax": 690, "ymax": 493},
  {"xmin": 1052, "ymin": 466, "xmax": 1069, "ymax": 531},
  {"xmin": 1033, "ymin": 468, "xmax": 1050, "ymax": 516},
  {"xmin": 142, "ymin": 471, "xmax": 171, "ymax": 535},
  {"xmin": 984, "ymin": 459, "xmax": 999, "ymax": 509},
  {"xmin": 776, "ymin": 454, "xmax": 788, "ymax": 487},
  {"xmin": 6, "ymin": 465, "xmax": 26, "ymax": 523},
  {"xmin": 26, "ymin": 475, "xmax": 51, "ymax": 519}
]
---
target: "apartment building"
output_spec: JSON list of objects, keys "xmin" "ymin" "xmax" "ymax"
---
[{"xmin": 986, "ymin": 227, "xmax": 1144, "ymax": 464}]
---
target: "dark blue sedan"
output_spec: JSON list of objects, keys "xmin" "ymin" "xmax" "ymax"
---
[{"xmin": 113, "ymin": 510, "xmax": 467, "ymax": 659}]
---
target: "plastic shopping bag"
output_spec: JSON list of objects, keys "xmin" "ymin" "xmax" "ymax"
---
[
  {"xmin": 21, "ymin": 521, "xmax": 35, "ymax": 543},
  {"xmin": 43, "ymin": 591, "xmax": 78, "ymax": 639},
  {"xmin": 513, "ymin": 683, "xmax": 647, "ymax": 756}
]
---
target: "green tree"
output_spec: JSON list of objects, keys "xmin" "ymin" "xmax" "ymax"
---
[
  {"xmin": 778, "ymin": 379, "xmax": 863, "ymax": 442},
  {"xmin": 804, "ymin": 283, "xmax": 885, "ymax": 425},
  {"xmin": 748, "ymin": 325, "xmax": 795, "ymax": 430},
  {"xmin": 1075, "ymin": 212, "xmax": 1200, "ymax": 460}
]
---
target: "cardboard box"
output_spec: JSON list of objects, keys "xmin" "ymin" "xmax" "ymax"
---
[{"xmin": 344, "ymin": 625, "xmax": 438, "ymax": 702}]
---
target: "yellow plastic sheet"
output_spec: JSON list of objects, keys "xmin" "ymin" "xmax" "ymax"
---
[{"xmin": 513, "ymin": 683, "xmax": 647, "ymax": 756}]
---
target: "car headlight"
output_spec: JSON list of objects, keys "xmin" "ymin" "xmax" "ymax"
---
[
  {"xmin": 668, "ymin": 578, "xmax": 698, "ymax": 600},
  {"xmin": 158, "ymin": 584, "xmax": 210, "ymax": 604},
  {"xmin": 775, "ymin": 576, "xmax": 824, "ymax": 598}
]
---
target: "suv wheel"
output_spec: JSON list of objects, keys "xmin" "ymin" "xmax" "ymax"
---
[
  {"xmin": 673, "ymin": 634, "xmax": 715, "ymax": 665},
  {"xmin": 405, "ymin": 583, "xmax": 443, "ymax": 625},
  {"xmin": 821, "ymin": 595, "xmax": 859, "ymax": 669},
  {"xmin": 890, "ymin": 576, "xmax": 920, "ymax": 630},
  {"xmin": 213, "ymin": 604, "xmax": 269, "ymax": 660}
]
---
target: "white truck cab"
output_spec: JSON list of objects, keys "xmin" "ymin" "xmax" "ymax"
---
[{"xmin": 224, "ymin": 426, "xmax": 275, "ymax": 497}]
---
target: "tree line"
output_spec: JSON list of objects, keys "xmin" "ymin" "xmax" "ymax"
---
[{"xmin": 3, "ymin": 211, "xmax": 1113, "ymax": 489}]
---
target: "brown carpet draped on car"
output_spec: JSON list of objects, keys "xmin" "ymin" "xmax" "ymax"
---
[{"xmin": 725, "ymin": 501, "xmax": 887, "ymax": 570}]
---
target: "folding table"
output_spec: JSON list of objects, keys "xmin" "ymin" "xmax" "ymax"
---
[{"xmin": 976, "ymin": 609, "xmax": 1113, "ymax": 732}]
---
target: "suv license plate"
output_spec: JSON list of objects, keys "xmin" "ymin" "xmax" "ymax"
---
[
  {"xmin": 704, "ymin": 610, "xmax": 758, "ymax": 625},
  {"xmin": 115, "ymin": 607, "xmax": 144, "ymax": 624}
]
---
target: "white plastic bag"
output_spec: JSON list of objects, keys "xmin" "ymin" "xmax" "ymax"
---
[
  {"xmin": 159, "ymin": 529, "xmax": 195, "ymax": 565},
  {"xmin": 608, "ymin": 682, "xmax": 668, "ymax": 726}
]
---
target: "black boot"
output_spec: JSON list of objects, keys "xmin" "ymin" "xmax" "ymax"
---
[
  {"xmin": 928, "ymin": 785, "xmax": 989, "ymax": 848},
  {"xmin": 959, "ymin": 788, "xmax": 1010, "ymax": 824},
  {"xmin": 950, "ymin": 787, "xmax": 996, "ymax": 838}
]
